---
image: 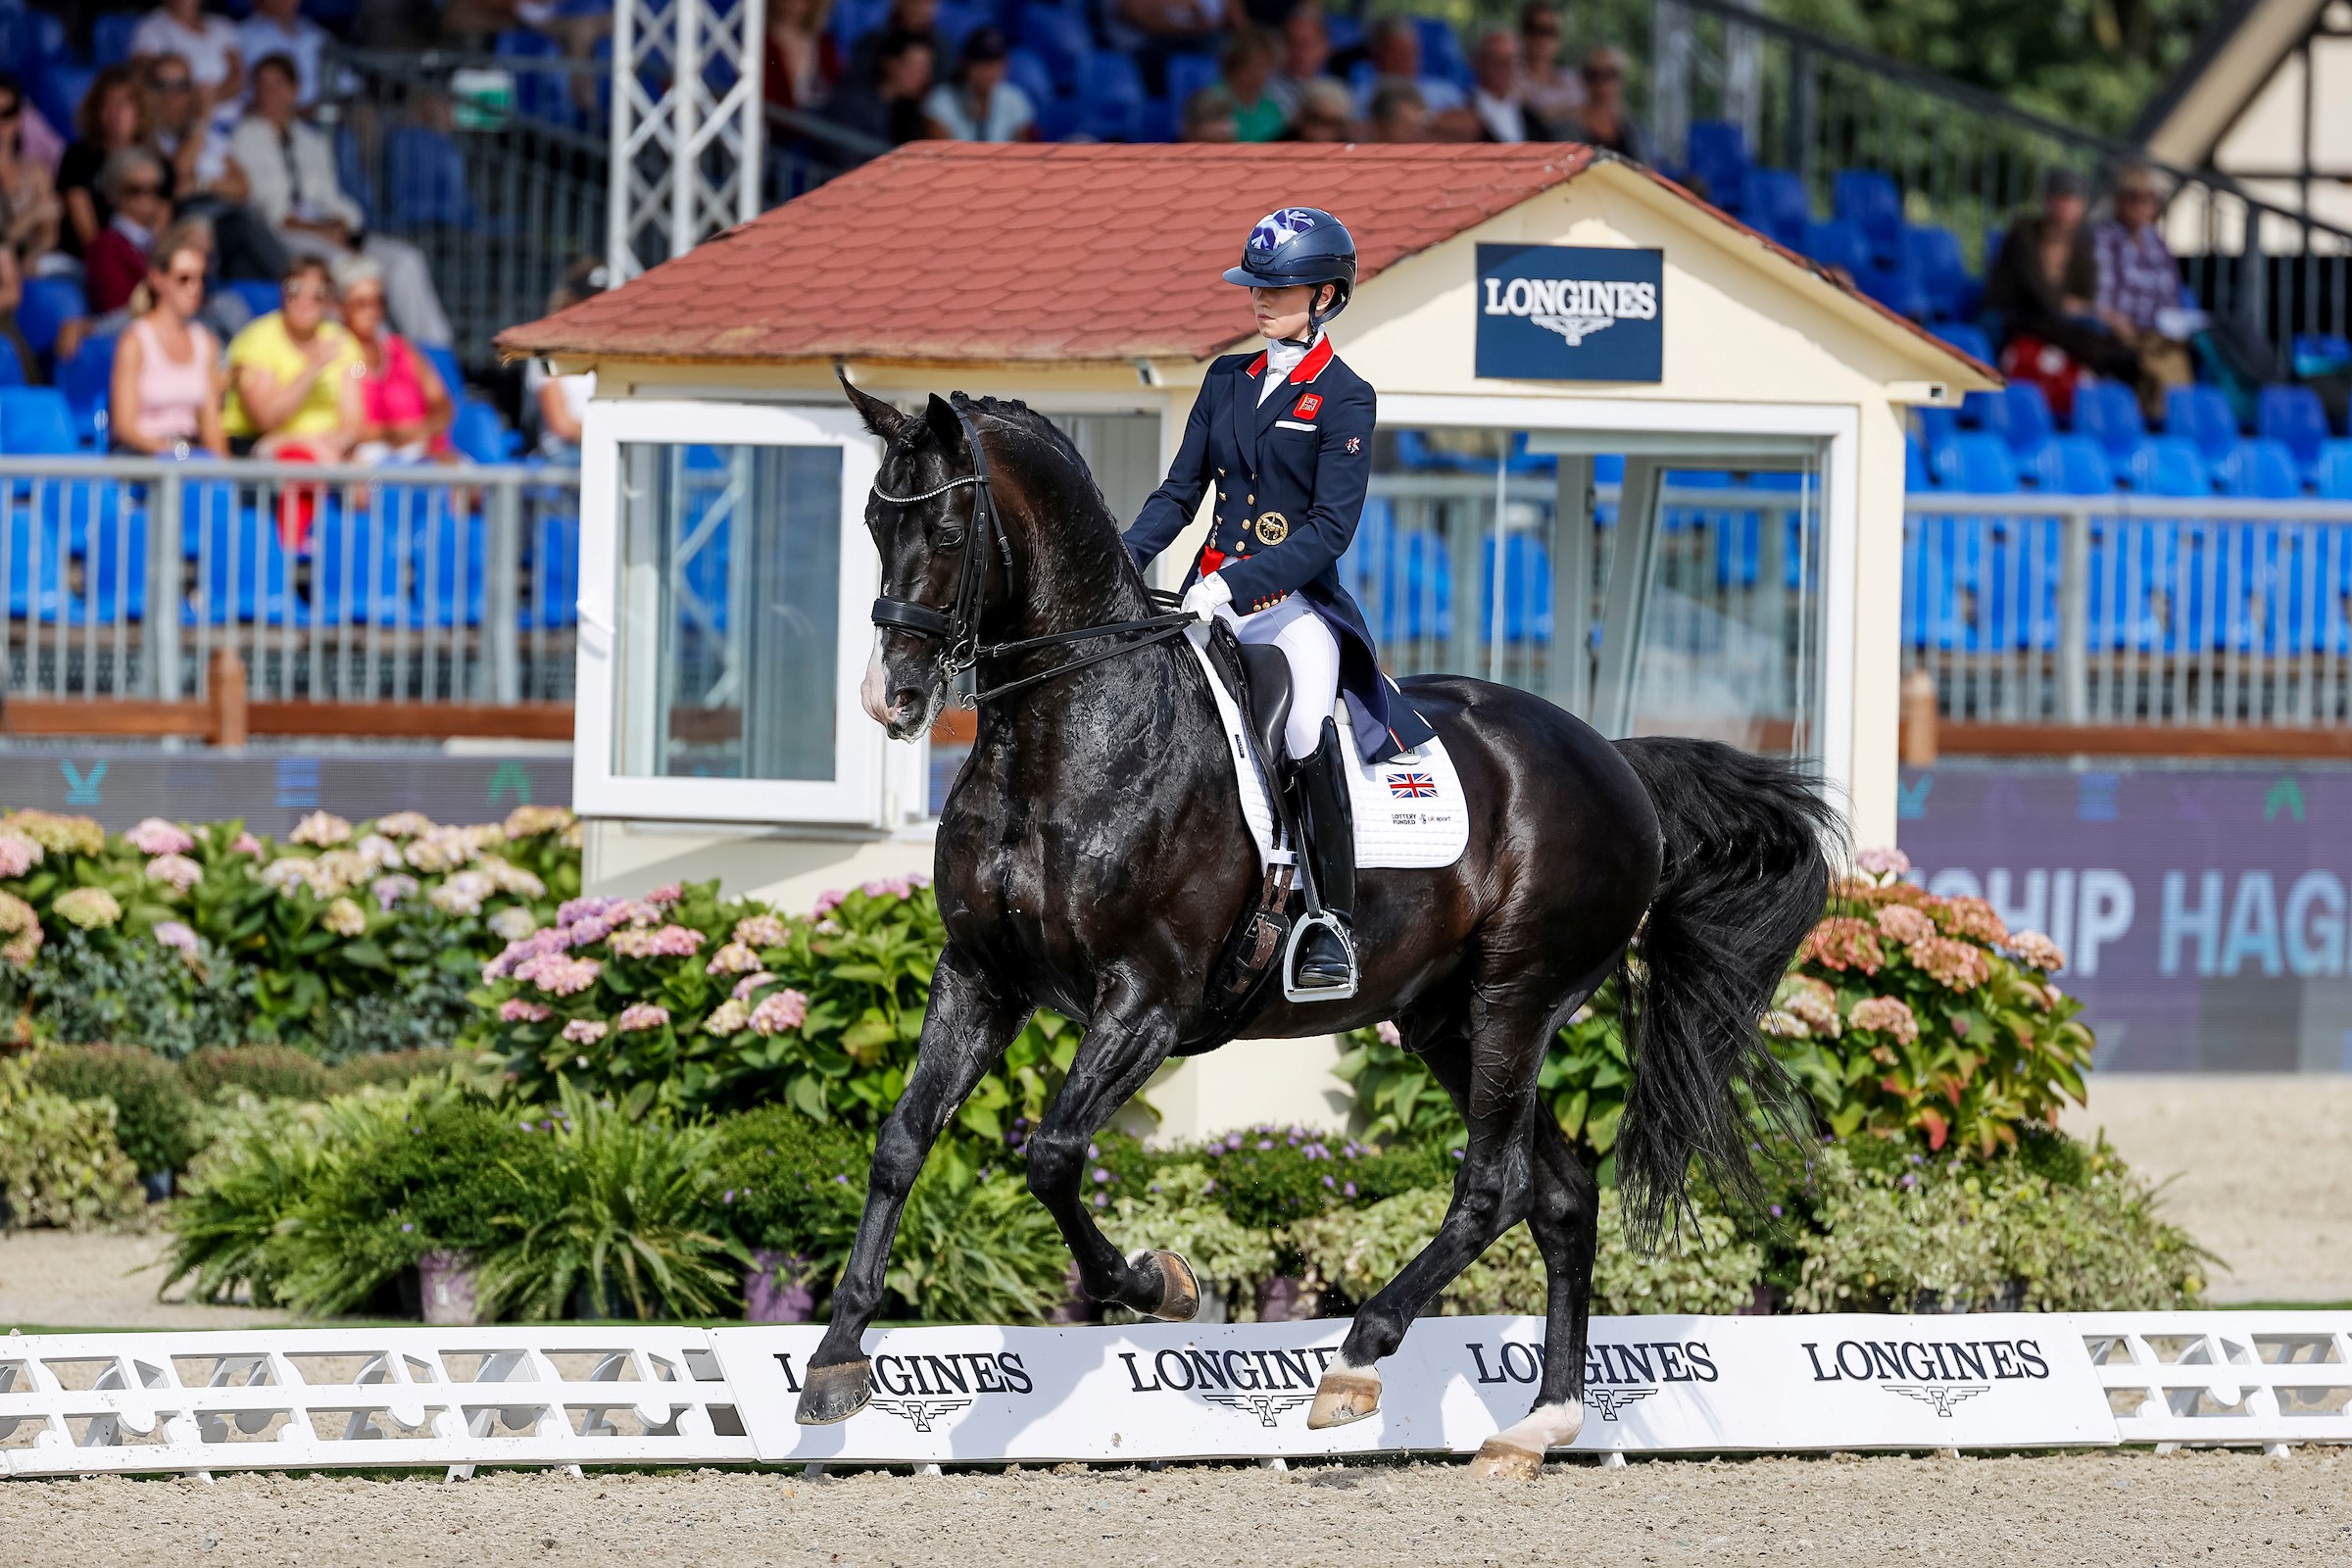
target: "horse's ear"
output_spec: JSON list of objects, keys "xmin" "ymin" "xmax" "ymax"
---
[
  {"xmin": 923, "ymin": 393, "xmax": 967, "ymax": 460},
  {"xmin": 838, "ymin": 368, "xmax": 906, "ymax": 439}
]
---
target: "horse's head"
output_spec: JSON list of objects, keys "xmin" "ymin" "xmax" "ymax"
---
[{"xmin": 844, "ymin": 376, "xmax": 999, "ymax": 741}]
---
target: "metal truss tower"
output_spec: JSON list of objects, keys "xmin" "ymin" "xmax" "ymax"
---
[{"xmin": 608, "ymin": 0, "xmax": 767, "ymax": 281}]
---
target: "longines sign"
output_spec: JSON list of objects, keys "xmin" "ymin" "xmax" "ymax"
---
[
  {"xmin": 711, "ymin": 1313, "xmax": 2113, "ymax": 1464},
  {"xmin": 1473, "ymin": 243, "xmax": 1664, "ymax": 382}
]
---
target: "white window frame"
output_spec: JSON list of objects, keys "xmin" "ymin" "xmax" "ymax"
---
[
  {"xmin": 1379, "ymin": 393, "xmax": 1860, "ymax": 819},
  {"xmin": 572, "ymin": 398, "xmax": 888, "ymax": 826}
]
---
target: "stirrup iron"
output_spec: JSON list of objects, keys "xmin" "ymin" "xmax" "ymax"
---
[{"xmin": 1283, "ymin": 910, "xmax": 1358, "ymax": 1003}]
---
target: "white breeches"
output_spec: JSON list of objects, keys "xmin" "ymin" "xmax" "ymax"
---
[{"xmin": 1221, "ymin": 596, "xmax": 1340, "ymax": 760}]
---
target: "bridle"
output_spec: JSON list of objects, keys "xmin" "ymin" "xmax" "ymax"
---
[{"xmin": 868, "ymin": 392, "xmax": 1196, "ymax": 707}]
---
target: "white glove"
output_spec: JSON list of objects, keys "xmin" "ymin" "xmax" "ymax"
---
[{"xmin": 1180, "ymin": 572, "xmax": 1233, "ymax": 621}]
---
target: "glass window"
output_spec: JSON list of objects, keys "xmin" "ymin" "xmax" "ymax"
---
[{"xmin": 612, "ymin": 442, "xmax": 844, "ymax": 780}]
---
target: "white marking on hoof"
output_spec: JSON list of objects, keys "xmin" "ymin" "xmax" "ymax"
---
[
  {"xmin": 1469, "ymin": 1400, "xmax": 1585, "ymax": 1478},
  {"xmin": 1306, "ymin": 1358, "xmax": 1381, "ymax": 1430}
]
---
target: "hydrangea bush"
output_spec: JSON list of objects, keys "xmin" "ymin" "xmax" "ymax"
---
[{"xmin": 0, "ymin": 806, "xmax": 580, "ymax": 1054}]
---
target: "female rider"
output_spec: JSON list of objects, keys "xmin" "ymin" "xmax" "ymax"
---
[{"xmin": 1125, "ymin": 207, "xmax": 1435, "ymax": 1001}]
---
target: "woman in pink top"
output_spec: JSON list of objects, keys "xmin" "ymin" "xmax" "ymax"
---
[
  {"xmin": 339, "ymin": 255, "xmax": 454, "ymax": 463},
  {"xmin": 110, "ymin": 222, "xmax": 226, "ymax": 456}
]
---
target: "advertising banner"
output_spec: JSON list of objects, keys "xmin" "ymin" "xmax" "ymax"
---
[
  {"xmin": 1472, "ymin": 244, "xmax": 1664, "ymax": 382},
  {"xmin": 1897, "ymin": 761, "xmax": 2352, "ymax": 1070},
  {"xmin": 711, "ymin": 1313, "xmax": 2112, "ymax": 1463}
]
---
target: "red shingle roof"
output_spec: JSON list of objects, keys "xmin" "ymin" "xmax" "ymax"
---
[{"xmin": 498, "ymin": 143, "xmax": 1599, "ymax": 365}]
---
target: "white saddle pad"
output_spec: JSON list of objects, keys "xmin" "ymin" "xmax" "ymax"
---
[{"xmin": 1187, "ymin": 627, "xmax": 1469, "ymax": 871}]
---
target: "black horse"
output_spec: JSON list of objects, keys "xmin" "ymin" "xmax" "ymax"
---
[{"xmin": 802, "ymin": 382, "xmax": 1838, "ymax": 1478}]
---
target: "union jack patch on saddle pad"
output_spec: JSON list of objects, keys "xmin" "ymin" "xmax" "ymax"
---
[{"xmin": 1388, "ymin": 771, "xmax": 1439, "ymax": 798}]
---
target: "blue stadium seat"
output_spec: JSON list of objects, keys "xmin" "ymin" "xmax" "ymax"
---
[
  {"xmin": 418, "ymin": 342, "xmax": 464, "ymax": 399},
  {"xmin": 2215, "ymin": 437, "xmax": 2304, "ymax": 499},
  {"xmin": 2026, "ymin": 434, "xmax": 2113, "ymax": 495},
  {"xmin": 0, "ymin": 386, "xmax": 82, "ymax": 454},
  {"xmin": 312, "ymin": 502, "xmax": 408, "ymax": 626},
  {"xmin": 59, "ymin": 334, "xmax": 116, "ymax": 446},
  {"xmin": 527, "ymin": 509, "xmax": 580, "ymax": 628},
  {"xmin": 2295, "ymin": 334, "xmax": 2352, "ymax": 376},
  {"xmin": 33, "ymin": 65, "xmax": 93, "ymax": 140},
  {"xmin": 1411, "ymin": 17, "xmax": 1469, "ymax": 86},
  {"xmin": 397, "ymin": 488, "xmax": 483, "ymax": 628},
  {"xmin": 1164, "ymin": 49, "xmax": 1220, "ymax": 114},
  {"xmin": 1916, "ymin": 403, "xmax": 1958, "ymax": 455},
  {"xmin": 0, "ymin": 347, "xmax": 24, "ymax": 388},
  {"xmin": 334, "ymin": 124, "xmax": 377, "ymax": 230},
  {"xmin": 2257, "ymin": 383, "xmax": 2330, "ymax": 469},
  {"xmin": 0, "ymin": 510, "xmax": 65, "ymax": 620},
  {"xmin": 450, "ymin": 398, "xmax": 516, "ymax": 464},
  {"xmin": 935, "ymin": 0, "xmax": 990, "ymax": 53},
  {"xmin": 2165, "ymin": 384, "xmax": 2239, "ymax": 463},
  {"xmin": 1800, "ymin": 219, "xmax": 1868, "ymax": 278},
  {"xmin": 1861, "ymin": 260, "xmax": 1929, "ymax": 320},
  {"xmin": 385, "ymin": 124, "xmax": 480, "ymax": 228},
  {"xmin": 1019, "ymin": 6, "xmax": 1093, "ymax": 94},
  {"xmin": 226, "ymin": 278, "xmax": 282, "ymax": 320},
  {"xmin": 1906, "ymin": 435, "xmax": 1934, "ymax": 490},
  {"xmin": 16, "ymin": 275, "xmax": 82, "ymax": 361},
  {"xmin": 2127, "ymin": 435, "xmax": 2212, "ymax": 497},
  {"xmin": 2314, "ymin": 442, "xmax": 2352, "ymax": 501},
  {"xmin": 1981, "ymin": 382, "xmax": 2056, "ymax": 459},
  {"xmin": 1832, "ymin": 170, "xmax": 1902, "ymax": 264},
  {"xmin": 74, "ymin": 512, "xmax": 146, "ymax": 625},
  {"xmin": 1739, "ymin": 169, "xmax": 1810, "ymax": 250},
  {"xmin": 1686, "ymin": 120, "xmax": 1748, "ymax": 208},
  {"xmin": 2072, "ymin": 381, "xmax": 2145, "ymax": 458},
  {"xmin": 1903, "ymin": 225, "xmax": 1976, "ymax": 319},
  {"xmin": 1005, "ymin": 46, "xmax": 1059, "ymax": 118},
  {"xmin": 1479, "ymin": 532, "xmax": 1551, "ymax": 643},
  {"xmin": 188, "ymin": 504, "xmax": 301, "ymax": 626},
  {"xmin": 829, "ymin": 0, "xmax": 889, "ymax": 49},
  {"xmin": 1930, "ymin": 320, "xmax": 1992, "ymax": 366},
  {"xmin": 1932, "ymin": 431, "xmax": 2020, "ymax": 493},
  {"xmin": 1075, "ymin": 50, "xmax": 1144, "ymax": 141},
  {"xmin": 91, "ymin": 12, "xmax": 139, "ymax": 66}
]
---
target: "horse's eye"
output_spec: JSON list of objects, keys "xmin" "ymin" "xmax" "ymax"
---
[{"xmin": 936, "ymin": 525, "xmax": 967, "ymax": 548}]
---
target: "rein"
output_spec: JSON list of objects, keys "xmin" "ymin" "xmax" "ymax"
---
[{"xmin": 869, "ymin": 392, "xmax": 1196, "ymax": 707}]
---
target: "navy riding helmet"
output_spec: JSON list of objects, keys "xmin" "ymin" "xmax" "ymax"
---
[{"xmin": 1224, "ymin": 207, "xmax": 1357, "ymax": 336}]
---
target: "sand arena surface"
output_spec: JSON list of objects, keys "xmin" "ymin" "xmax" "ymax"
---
[{"xmin": 2, "ymin": 1449, "xmax": 2345, "ymax": 1567}]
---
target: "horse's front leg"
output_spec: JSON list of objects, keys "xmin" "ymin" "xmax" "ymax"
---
[
  {"xmin": 1025, "ymin": 991, "xmax": 1198, "ymax": 1320},
  {"xmin": 795, "ymin": 944, "xmax": 1026, "ymax": 1425}
]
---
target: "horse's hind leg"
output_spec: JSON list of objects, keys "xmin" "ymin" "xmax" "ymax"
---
[
  {"xmin": 796, "ymin": 946, "xmax": 1027, "ymax": 1425},
  {"xmin": 1466, "ymin": 1110, "xmax": 1600, "ymax": 1480}
]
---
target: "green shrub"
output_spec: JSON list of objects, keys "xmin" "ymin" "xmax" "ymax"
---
[
  {"xmin": 22, "ymin": 928, "xmax": 251, "ymax": 1058},
  {"xmin": 0, "ymin": 1056, "xmax": 143, "ymax": 1229},
  {"xmin": 182, "ymin": 1044, "xmax": 332, "ymax": 1104},
  {"xmin": 28, "ymin": 1043, "xmax": 201, "ymax": 1175},
  {"xmin": 1786, "ymin": 1138, "xmax": 2211, "ymax": 1313},
  {"xmin": 1102, "ymin": 1161, "xmax": 1284, "ymax": 1312},
  {"xmin": 478, "ymin": 1086, "xmax": 746, "ymax": 1321},
  {"xmin": 1183, "ymin": 1124, "xmax": 1405, "ymax": 1233},
  {"xmin": 326, "ymin": 1048, "xmax": 459, "ymax": 1096},
  {"xmin": 883, "ymin": 1163, "xmax": 1071, "ymax": 1325},
  {"xmin": 1293, "ymin": 1187, "xmax": 1764, "ymax": 1317},
  {"xmin": 162, "ymin": 1094, "xmax": 332, "ymax": 1307},
  {"xmin": 707, "ymin": 1103, "xmax": 868, "ymax": 1266}
]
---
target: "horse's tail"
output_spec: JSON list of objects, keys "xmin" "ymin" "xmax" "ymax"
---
[{"xmin": 1608, "ymin": 736, "xmax": 1844, "ymax": 1245}]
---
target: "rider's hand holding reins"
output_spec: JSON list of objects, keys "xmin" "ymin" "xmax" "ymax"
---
[{"xmin": 1180, "ymin": 572, "xmax": 1233, "ymax": 621}]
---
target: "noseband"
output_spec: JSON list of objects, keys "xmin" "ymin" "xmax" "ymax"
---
[{"xmin": 869, "ymin": 392, "xmax": 1194, "ymax": 707}]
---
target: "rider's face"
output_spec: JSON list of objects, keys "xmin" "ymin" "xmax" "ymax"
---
[{"xmin": 1251, "ymin": 283, "xmax": 1330, "ymax": 341}]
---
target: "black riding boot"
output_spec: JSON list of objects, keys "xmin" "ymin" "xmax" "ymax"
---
[{"xmin": 1288, "ymin": 717, "xmax": 1358, "ymax": 994}]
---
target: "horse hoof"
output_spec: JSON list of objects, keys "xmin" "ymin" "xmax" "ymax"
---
[
  {"xmin": 1137, "ymin": 1250, "xmax": 1200, "ymax": 1322},
  {"xmin": 1306, "ymin": 1365, "xmax": 1381, "ymax": 1429},
  {"xmin": 795, "ymin": 1359, "xmax": 872, "ymax": 1426},
  {"xmin": 1467, "ymin": 1436, "xmax": 1546, "ymax": 1481}
]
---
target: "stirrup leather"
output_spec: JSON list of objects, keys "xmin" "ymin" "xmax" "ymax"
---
[{"xmin": 1283, "ymin": 910, "xmax": 1358, "ymax": 1003}]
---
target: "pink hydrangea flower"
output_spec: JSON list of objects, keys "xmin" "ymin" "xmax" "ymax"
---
[
  {"xmin": 1905, "ymin": 935, "xmax": 1992, "ymax": 991},
  {"xmin": 370, "ymin": 873, "xmax": 420, "ymax": 911},
  {"xmin": 703, "ymin": 999, "xmax": 750, "ymax": 1036},
  {"xmin": 809, "ymin": 889, "xmax": 846, "ymax": 918},
  {"xmin": 528, "ymin": 956, "xmax": 603, "ymax": 996},
  {"xmin": 152, "ymin": 919, "xmax": 200, "ymax": 957},
  {"xmin": 748, "ymin": 988, "xmax": 810, "ymax": 1035},
  {"xmin": 647, "ymin": 883, "xmax": 683, "ymax": 906},
  {"xmin": 1803, "ymin": 916, "xmax": 1885, "ymax": 974},
  {"xmin": 732, "ymin": 971, "xmax": 774, "ymax": 1002},
  {"xmin": 610, "ymin": 922, "xmax": 705, "ymax": 958},
  {"xmin": 500, "ymin": 998, "xmax": 552, "ymax": 1023},
  {"xmin": 1873, "ymin": 904, "xmax": 1936, "ymax": 946},
  {"xmin": 2006, "ymin": 931, "xmax": 2067, "ymax": 973},
  {"xmin": 125, "ymin": 817, "xmax": 196, "ymax": 856},
  {"xmin": 231, "ymin": 831, "xmax": 264, "ymax": 857},
  {"xmin": 0, "ymin": 832, "xmax": 41, "ymax": 879},
  {"xmin": 562, "ymin": 1018, "xmax": 608, "ymax": 1045},
  {"xmin": 145, "ymin": 853, "xmax": 204, "ymax": 893},
  {"xmin": 290, "ymin": 810, "xmax": 353, "ymax": 848},
  {"xmin": 1375, "ymin": 1020, "xmax": 1402, "ymax": 1047},
  {"xmin": 731, "ymin": 913, "xmax": 788, "ymax": 949},
  {"xmin": 558, "ymin": 895, "xmax": 619, "ymax": 928},
  {"xmin": 615, "ymin": 1003, "xmax": 670, "ymax": 1033},
  {"xmin": 706, "ymin": 941, "xmax": 761, "ymax": 975},
  {"xmin": 1853, "ymin": 847, "xmax": 1912, "ymax": 878},
  {"xmin": 1847, "ymin": 995, "xmax": 1920, "ymax": 1045},
  {"xmin": 860, "ymin": 877, "xmax": 914, "ymax": 900}
]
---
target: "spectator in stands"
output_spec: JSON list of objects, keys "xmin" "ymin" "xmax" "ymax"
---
[
  {"xmin": 0, "ymin": 76, "xmax": 60, "ymax": 261},
  {"xmin": 148, "ymin": 55, "xmax": 283, "ymax": 284},
  {"xmin": 2092, "ymin": 164, "xmax": 2195, "ymax": 422},
  {"xmin": 231, "ymin": 54, "xmax": 454, "ymax": 346},
  {"xmin": 825, "ymin": 30, "xmax": 935, "ymax": 152},
  {"xmin": 337, "ymin": 254, "xmax": 455, "ymax": 463},
  {"xmin": 1561, "ymin": 46, "xmax": 1648, "ymax": 161},
  {"xmin": 524, "ymin": 257, "xmax": 603, "ymax": 462},
  {"xmin": 847, "ymin": 0, "xmax": 948, "ymax": 92},
  {"xmin": 1213, "ymin": 26, "xmax": 1286, "ymax": 142},
  {"xmin": 0, "ymin": 244, "xmax": 34, "ymax": 380},
  {"xmin": 922, "ymin": 27, "xmax": 1034, "ymax": 142},
  {"xmin": 85, "ymin": 148, "xmax": 172, "ymax": 314},
  {"xmin": 1984, "ymin": 168, "xmax": 2140, "ymax": 384},
  {"xmin": 1366, "ymin": 81, "xmax": 1427, "ymax": 143},
  {"xmin": 1359, "ymin": 20, "xmax": 1464, "ymax": 117},
  {"xmin": 1280, "ymin": 78, "xmax": 1355, "ymax": 142},
  {"xmin": 110, "ymin": 221, "xmax": 225, "ymax": 457},
  {"xmin": 1467, "ymin": 29, "xmax": 1552, "ymax": 143},
  {"xmin": 1266, "ymin": 2, "xmax": 1331, "ymax": 122},
  {"xmin": 1517, "ymin": 3, "xmax": 1582, "ymax": 130},
  {"xmin": 60, "ymin": 65, "xmax": 152, "ymax": 262},
  {"xmin": 764, "ymin": 0, "xmax": 844, "ymax": 117},
  {"xmin": 236, "ymin": 0, "xmax": 334, "ymax": 110},
  {"xmin": 129, "ymin": 0, "xmax": 242, "ymax": 143},
  {"xmin": 1179, "ymin": 86, "xmax": 1239, "ymax": 142},
  {"xmin": 222, "ymin": 254, "xmax": 362, "ymax": 457},
  {"xmin": 1104, "ymin": 0, "xmax": 1229, "ymax": 98}
]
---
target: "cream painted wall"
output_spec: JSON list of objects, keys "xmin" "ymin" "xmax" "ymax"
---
[{"xmin": 583, "ymin": 817, "xmax": 937, "ymax": 913}]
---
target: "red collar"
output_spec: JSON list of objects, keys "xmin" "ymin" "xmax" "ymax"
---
[
  {"xmin": 1245, "ymin": 351, "xmax": 1267, "ymax": 377},
  {"xmin": 1289, "ymin": 335, "xmax": 1335, "ymax": 384}
]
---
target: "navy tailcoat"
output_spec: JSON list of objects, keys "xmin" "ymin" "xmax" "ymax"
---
[{"xmin": 1125, "ymin": 337, "xmax": 1438, "ymax": 762}]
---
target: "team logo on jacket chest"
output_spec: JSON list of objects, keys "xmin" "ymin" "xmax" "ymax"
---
[
  {"xmin": 1291, "ymin": 393, "xmax": 1322, "ymax": 419},
  {"xmin": 1254, "ymin": 511, "xmax": 1291, "ymax": 546}
]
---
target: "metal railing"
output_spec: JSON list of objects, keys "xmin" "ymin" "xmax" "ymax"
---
[
  {"xmin": 0, "ymin": 458, "xmax": 580, "ymax": 706},
  {"xmin": 1904, "ymin": 494, "xmax": 2352, "ymax": 727}
]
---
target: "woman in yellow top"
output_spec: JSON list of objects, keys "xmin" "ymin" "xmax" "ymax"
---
[{"xmin": 222, "ymin": 255, "xmax": 364, "ymax": 458}]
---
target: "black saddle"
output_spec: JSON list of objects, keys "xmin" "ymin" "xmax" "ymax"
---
[{"xmin": 1235, "ymin": 644, "xmax": 1292, "ymax": 772}]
